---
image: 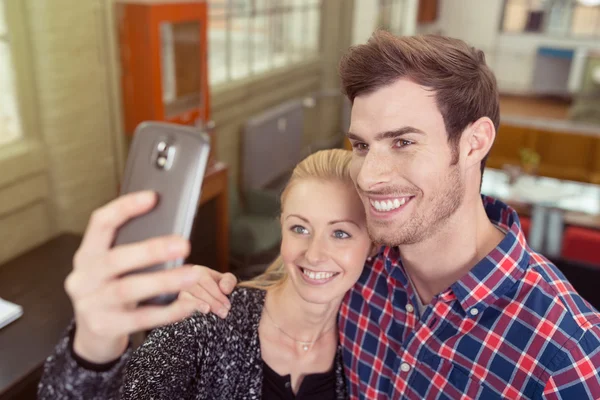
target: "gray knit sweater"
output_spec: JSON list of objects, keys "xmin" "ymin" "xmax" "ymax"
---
[{"xmin": 37, "ymin": 287, "xmax": 347, "ymax": 399}]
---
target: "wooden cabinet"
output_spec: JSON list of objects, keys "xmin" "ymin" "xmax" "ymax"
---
[
  {"xmin": 116, "ymin": 0, "xmax": 210, "ymax": 133},
  {"xmin": 488, "ymin": 122, "xmax": 600, "ymax": 184},
  {"xmin": 417, "ymin": 0, "xmax": 438, "ymax": 24},
  {"xmin": 591, "ymin": 141, "xmax": 600, "ymax": 184},
  {"xmin": 487, "ymin": 124, "xmax": 538, "ymax": 169}
]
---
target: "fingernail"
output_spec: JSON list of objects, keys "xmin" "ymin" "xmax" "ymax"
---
[
  {"xmin": 218, "ymin": 308, "xmax": 228, "ymax": 319},
  {"xmin": 169, "ymin": 240, "xmax": 187, "ymax": 255},
  {"xmin": 137, "ymin": 191, "xmax": 155, "ymax": 205},
  {"xmin": 224, "ymin": 301, "xmax": 231, "ymax": 310},
  {"xmin": 200, "ymin": 304, "xmax": 210, "ymax": 314}
]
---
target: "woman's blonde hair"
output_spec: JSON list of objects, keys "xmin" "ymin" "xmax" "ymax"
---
[{"xmin": 239, "ymin": 148, "xmax": 353, "ymax": 290}]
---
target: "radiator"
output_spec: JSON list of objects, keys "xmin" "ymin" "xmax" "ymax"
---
[{"xmin": 242, "ymin": 98, "xmax": 305, "ymax": 190}]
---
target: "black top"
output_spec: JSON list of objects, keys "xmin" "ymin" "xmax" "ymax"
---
[{"xmin": 262, "ymin": 361, "xmax": 337, "ymax": 400}]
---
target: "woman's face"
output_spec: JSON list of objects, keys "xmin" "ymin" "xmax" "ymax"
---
[{"xmin": 280, "ymin": 178, "xmax": 372, "ymax": 305}]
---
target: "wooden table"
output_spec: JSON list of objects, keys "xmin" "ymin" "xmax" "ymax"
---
[
  {"xmin": 198, "ymin": 161, "xmax": 229, "ymax": 272},
  {"xmin": 0, "ymin": 234, "xmax": 80, "ymax": 400}
]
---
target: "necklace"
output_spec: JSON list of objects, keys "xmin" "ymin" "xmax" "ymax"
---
[{"xmin": 263, "ymin": 304, "xmax": 334, "ymax": 351}]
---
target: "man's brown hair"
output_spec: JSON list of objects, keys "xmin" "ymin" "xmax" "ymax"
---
[{"xmin": 339, "ymin": 31, "xmax": 500, "ymax": 173}]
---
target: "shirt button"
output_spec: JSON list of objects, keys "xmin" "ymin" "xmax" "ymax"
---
[
  {"xmin": 470, "ymin": 308, "xmax": 479, "ymax": 316},
  {"xmin": 400, "ymin": 362, "xmax": 411, "ymax": 372},
  {"xmin": 285, "ymin": 381, "xmax": 291, "ymax": 389},
  {"xmin": 406, "ymin": 304, "xmax": 414, "ymax": 313}
]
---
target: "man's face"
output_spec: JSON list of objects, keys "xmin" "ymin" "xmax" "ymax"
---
[{"xmin": 347, "ymin": 78, "xmax": 465, "ymax": 246}]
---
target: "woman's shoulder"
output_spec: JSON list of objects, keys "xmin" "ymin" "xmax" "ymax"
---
[
  {"xmin": 229, "ymin": 286, "xmax": 266, "ymax": 307},
  {"xmin": 182, "ymin": 286, "xmax": 265, "ymax": 334}
]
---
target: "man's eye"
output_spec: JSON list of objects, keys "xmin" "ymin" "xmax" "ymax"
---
[
  {"xmin": 352, "ymin": 142, "xmax": 368, "ymax": 151},
  {"xmin": 291, "ymin": 225, "xmax": 309, "ymax": 235},
  {"xmin": 394, "ymin": 139, "xmax": 413, "ymax": 148}
]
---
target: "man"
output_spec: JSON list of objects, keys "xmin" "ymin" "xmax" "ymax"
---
[
  {"xmin": 335, "ymin": 31, "xmax": 600, "ymax": 399},
  {"xmin": 206, "ymin": 32, "xmax": 600, "ymax": 399}
]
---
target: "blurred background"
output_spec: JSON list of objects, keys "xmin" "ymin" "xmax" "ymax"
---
[{"xmin": 0, "ymin": 1, "xmax": 599, "ymax": 398}]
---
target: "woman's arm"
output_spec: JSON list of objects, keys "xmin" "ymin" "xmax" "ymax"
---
[
  {"xmin": 38, "ymin": 322, "xmax": 132, "ymax": 400},
  {"xmin": 120, "ymin": 314, "xmax": 202, "ymax": 399},
  {"xmin": 38, "ymin": 192, "xmax": 205, "ymax": 398}
]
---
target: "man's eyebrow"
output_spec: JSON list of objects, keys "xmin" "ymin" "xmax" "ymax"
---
[{"xmin": 347, "ymin": 126, "xmax": 425, "ymax": 142}]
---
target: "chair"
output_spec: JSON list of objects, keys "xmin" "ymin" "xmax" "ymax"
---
[
  {"xmin": 229, "ymin": 183, "xmax": 281, "ymax": 269},
  {"xmin": 561, "ymin": 226, "xmax": 600, "ymax": 267}
]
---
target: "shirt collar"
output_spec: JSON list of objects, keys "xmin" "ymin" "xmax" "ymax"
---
[
  {"xmin": 379, "ymin": 195, "xmax": 531, "ymax": 317},
  {"xmin": 451, "ymin": 195, "xmax": 531, "ymax": 316}
]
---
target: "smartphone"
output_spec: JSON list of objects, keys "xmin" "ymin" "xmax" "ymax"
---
[{"xmin": 113, "ymin": 121, "xmax": 210, "ymax": 305}]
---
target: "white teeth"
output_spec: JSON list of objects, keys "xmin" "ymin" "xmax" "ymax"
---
[
  {"xmin": 302, "ymin": 269, "xmax": 336, "ymax": 280},
  {"xmin": 370, "ymin": 197, "xmax": 408, "ymax": 212}
]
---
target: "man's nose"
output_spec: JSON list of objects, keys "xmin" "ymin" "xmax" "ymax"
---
[{"xmin": 356, "ymin": 149, "xmax": 391, "ymax": 192}]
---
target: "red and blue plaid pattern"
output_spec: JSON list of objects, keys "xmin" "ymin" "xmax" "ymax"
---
[{"xmin": 339, "ymin": 196, "xmax": 600, "ymax": 399}]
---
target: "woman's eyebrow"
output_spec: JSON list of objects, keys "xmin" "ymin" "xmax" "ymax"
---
[
  {"xmin": 286, "ymin": 215, "xmax": 359, "ymax": 228},
  {"xmin": 329, "ymin": 219, "xmax": 359, "ymax": 228},
  {"xmin": 286, "ymin": 214, "xmax": 309, "ymax": 223}
]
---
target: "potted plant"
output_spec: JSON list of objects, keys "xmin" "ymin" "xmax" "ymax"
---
[{"xmin": 519, "ymin": 148, "xmax": 541, "ymax": 176}]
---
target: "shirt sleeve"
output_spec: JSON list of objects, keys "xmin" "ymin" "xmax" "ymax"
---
[
  {"xmin": 37, "ymin": 321, "xmax": 132, "ymax": 400},
  {"xmin": 542, "ymin": 329, "xmax": 600, "ymax": 399}
]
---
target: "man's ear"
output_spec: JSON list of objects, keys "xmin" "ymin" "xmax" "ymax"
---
[{"xmin": 463, "ymin": 117, "xmax": 496, "ymax": 169}]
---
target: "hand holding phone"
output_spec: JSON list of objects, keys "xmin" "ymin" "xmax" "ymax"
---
[
  {"xmin": 65, "ymin": 122, "xmax": 210, "ymax": 364},
  {"xmin": 113, "ymin": 122, "xmax": 210, "ymax": 305},
  {"xmin": 67, "ymin": 192, "xmax": 204, "ymax": 364}
]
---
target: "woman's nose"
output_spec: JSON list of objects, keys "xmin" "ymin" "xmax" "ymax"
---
[{"xmin": 304, "ymin": 238, "xmax": 328, "ymax": 266}]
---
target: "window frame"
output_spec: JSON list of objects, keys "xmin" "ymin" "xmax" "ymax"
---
[
  {"xmin": 499, "ymin": 0, "xmax": 600, "ymax": 39},
  {"xmin": 207, "ymin": 0, "xmax": 323, "ymax": 90},
  {"xmin": 0, "ymin": 0, "xmax": 46, "ymax": 187}
]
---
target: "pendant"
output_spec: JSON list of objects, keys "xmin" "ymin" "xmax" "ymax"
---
[{"xmin": 303, "ymin": 344, "xmax": 309, "ymax": 351}]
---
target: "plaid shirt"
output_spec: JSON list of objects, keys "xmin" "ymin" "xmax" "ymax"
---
[{"xmin": 339, "ymin": 196, "xmax": 600, "ymax": 399}]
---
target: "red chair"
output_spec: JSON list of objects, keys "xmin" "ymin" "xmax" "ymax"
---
[
  {"xmin": 561, "ymin": 227, "xmax": 600, "ymax": 267},
  {"xmin": 520, "ymin": 216, "xmax": 531, "ymax": 239}
]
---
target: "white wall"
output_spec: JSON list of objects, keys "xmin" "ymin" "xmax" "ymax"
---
[{"xmin": 417, "ymin": 0, "xmax": 600, "ymax": 94}]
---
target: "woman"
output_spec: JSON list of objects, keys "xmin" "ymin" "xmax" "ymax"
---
[{"xmin": 38, "ymin": 149, "xmax": 373, "ymax": 399}]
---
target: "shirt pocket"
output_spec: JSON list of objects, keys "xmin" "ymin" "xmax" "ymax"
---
[{"xmin": 408, "ymin": 358, "xmax": 504, "ymax": 400}]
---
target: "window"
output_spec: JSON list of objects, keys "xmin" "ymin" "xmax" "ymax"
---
[
  {"xmin": 378, "ymin": 0, "xmax": 412, "ymax": 35},
  {"xmin": 0, "ymin": 0, "xmax": 22, "ymax": 146},
  {"xmin": 208, "ymin": 0, "xmax": 322, "ymax": 86},
  {"xmin": 501, "ymin": 0, "xmax": 600, "ymax": 37}
]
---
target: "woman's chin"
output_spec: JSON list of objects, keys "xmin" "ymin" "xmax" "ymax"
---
[{"xmin": 289, "ymin": 278, "xmax": 346, "ymax": 306}]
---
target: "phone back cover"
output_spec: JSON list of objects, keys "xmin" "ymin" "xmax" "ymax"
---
[{"xmin": 114, "ymin": 122, "xmax": 210, "ymax": 272}]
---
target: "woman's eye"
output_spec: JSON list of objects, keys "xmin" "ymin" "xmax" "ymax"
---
[
  {"xmin": 333, "ymin": 230, "xmax": 351, "ymax": 239},
  {"xmin": 291, "ymin": 225, "xmax": 309, "ymax": 235}
]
